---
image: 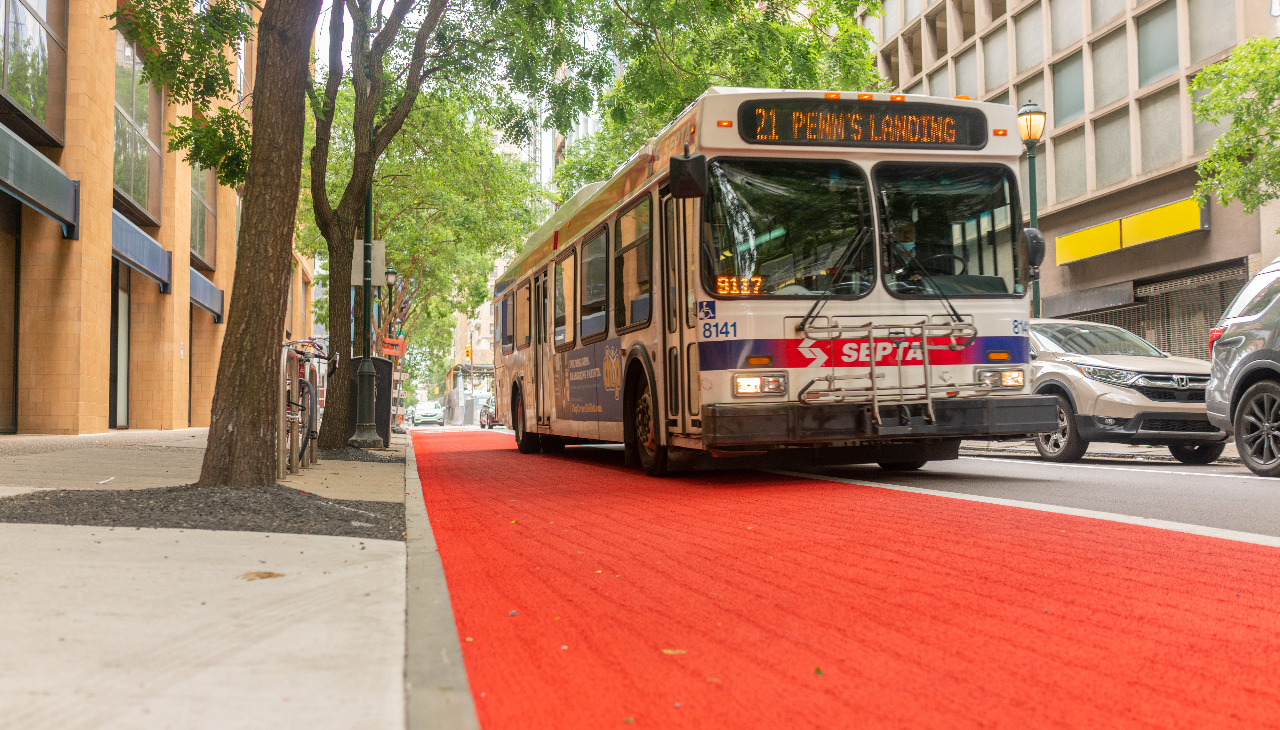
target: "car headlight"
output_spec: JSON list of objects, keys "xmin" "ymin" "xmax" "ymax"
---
[
  {"xmin": 733, "ymin": 372, "xmax": 786, "ymax": 396},
  {"xmin": 1075, "ymin": 365, "xmax": 1138, "ymax": 386},
  {"xmin": 977, "ymin": 368, "xmax": 1025, "ymax": 389}
]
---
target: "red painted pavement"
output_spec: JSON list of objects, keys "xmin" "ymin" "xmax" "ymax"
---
[{"xmin": 412, "ymin": 430, "xmax": 1280, "ymax": 728}]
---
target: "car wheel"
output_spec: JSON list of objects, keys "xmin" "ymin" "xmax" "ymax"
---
[
  {"xmin": 631, "ymin": 376, "xmax": 668, "ymax": 477},
  {"xmin": 1035, "ymin": 395, "xmax": 1089, "ymax": 463},
  {"xmin": 1235, "ymin": 381, "xmax": 1280, "ymax": 477},
  {"xmin": 1168, "ymin": 442, "xmax": 1226, "ymax": 465},
  {"xmin": 878, "ymin": 460, "xmax": 927, "ymax": 471},
  {"xmin": 514, "ymin": 391, "xmax": 541, "ymax": 454}
]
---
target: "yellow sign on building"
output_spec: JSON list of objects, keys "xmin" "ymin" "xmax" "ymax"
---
[{"xmin": 1055, "ymin": 198, "xmax": 1208, "ymax": 266}]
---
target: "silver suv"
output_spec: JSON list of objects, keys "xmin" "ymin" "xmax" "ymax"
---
[
  {"xmin": 1030, "ymin": 319, "xmax": 1226, "ymax": 463},
  {"xmin": 1207, "ymin": 256, "xmax": 1280, "ymax": 476}
]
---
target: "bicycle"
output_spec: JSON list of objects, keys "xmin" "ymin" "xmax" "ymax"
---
[{"xmin": 283, "ymin": 338, "xmax": 334, "ymax": 464}]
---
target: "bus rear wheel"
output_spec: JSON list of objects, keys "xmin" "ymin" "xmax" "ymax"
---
[
  {"xmin": 514, "ymin": 390, "xmax": 541, "ymax": 454},
  {"xmin": 632, "ymin": 376, "xmax": 668, "ymax": 477}
]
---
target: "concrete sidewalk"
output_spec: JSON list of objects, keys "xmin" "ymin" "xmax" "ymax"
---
[{"xmin": 0, "ymin": 428, "xmax": 456, "ymax": 729}]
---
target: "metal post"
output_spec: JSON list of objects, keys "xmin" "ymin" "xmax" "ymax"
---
[
  {"xmin": 1027, "ymin": 142, "xmax": 1041, "ymax": 318},
  {"xmin": 278, "ymin": 347, "xmax": 288, "ymax": 480},
  {"xmin": 350, "ymin": 129, "xmax": 381, "ymax": 448},
  {"xmin": 289, "ymin": 354, "xmax": 300, "ymax": 474}
]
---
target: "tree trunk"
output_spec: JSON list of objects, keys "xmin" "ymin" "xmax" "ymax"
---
[
  {"xmin": 317, "ymin": 233, "xmax": 354, "ymax": 448},
  {"xmin": 197, "ymin": 0, "xmax": 324, "ymax": 488}
]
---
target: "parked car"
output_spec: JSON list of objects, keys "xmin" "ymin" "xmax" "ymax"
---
[
  {"xmin": 1029, "ymin": 319, "xmax": 1226, "ymax": 464},
  {"xmin": 414, "ymin": 401, "xmax": 444, "ymax": 426},
  {"xmin": 1207, "ymin": 255, "xmax": 1280, "ymax": 476},
  {"xmin": 478, "ymin": 395, "xmax": 495, "ymax": 429}
]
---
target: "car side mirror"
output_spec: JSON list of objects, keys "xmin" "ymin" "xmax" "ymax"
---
[
  {"xmin": 1023, "ymin": 227, "xmax": 1046, "ymax": 280},
  {"xmin": 669, "ymin": 143, "xmax": 707, "ymax": 199}
]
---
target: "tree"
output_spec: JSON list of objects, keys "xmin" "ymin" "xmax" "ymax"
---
[
  {"xmin": 308, "ymin": 0, "xmax": 611, "ymax": 449},
  {"xmin": 113, "ymin": 0, "xmax": 324, "ymax": 487},
  {"xmin": 1191, "ymin": 36, "xmax": 1280, "ymax": 230},
  {"xmin": 555, "ymin": 0, "xmax": 887, "ymax": 196}
]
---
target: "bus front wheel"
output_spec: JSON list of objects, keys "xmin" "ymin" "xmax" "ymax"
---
[
  {"xmin": 514, "ymin": 390, "xmax": 541, "ymax": 454},
  {"xmin": 631, "ymin": 376, "xmax": 669, "ymax": 477}
]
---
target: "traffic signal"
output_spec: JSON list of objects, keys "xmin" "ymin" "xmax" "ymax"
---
[{"xmin": 466, "ymin": 345, "xmax": 472, "ymax": 358}]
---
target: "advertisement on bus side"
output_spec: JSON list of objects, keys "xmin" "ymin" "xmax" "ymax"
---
[{"xmin": 554, "ymin": 337, "xmax": 624, "ymax": 422}]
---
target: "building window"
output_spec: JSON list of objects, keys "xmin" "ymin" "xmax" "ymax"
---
[
  {"xmin": 904, "ymin": 0, "xmax": 920, "ymax": 22},
  {"xmin": 955, "ymin": 45, "xmax": 977, "ymax": 99},
  {"xmin": 1017, "ymin": 72, "xmax": 1044, "ymax": 115},
  {"xmin": 613, "ymin": 195, "xmax": 652, "ymax": 331},
  {"xmin": 190, "ymin": 165, "xmax": 216, "ymax": 269},
  {"xmin": 1049, "ymin": 0, "xmax": 1081, "ymax": 54},
  {"xmin": 1091, "ymin": 28, "xmax": 1128, "ymax": 108},
  {"xmin": 0, "ymin": 0, "xmax": 66, "ymax": 142},
  {"xmin": 905, "ymin": 79, "xmax": 923, "ymax": 95},
  {"xmin": 1053, "ymin": 51, "xmax": 1084, "ymax": 126},
  {"xmin": 114, "ymin": 32, "xmax": 163, "ymax": 224},
  {"xmin": 1054, "ymin": 126, "xmax": 1086, "ymax": 202},
  {"xmin": 983, "ymin": 24, "xmax": 1008, "ymax": 92},
  {"xmin": 884, "ymin": 0, "xmax": 900, "ymax": 37},
  {"xmin": 1192, "ymin": 84, "xmax": 1230, "ymax": 155},
  {"xmin": 1015, "ymin": 4, "xmax": 1043, "ymax": 74},
  {"xmin": 1188, "ymin": 0, "xmax": 1233, "ymax": 65},
  {"xmin": 1140, "ymin": 85, "xmax": 1182, "ymax": 172},
  {"xmin": 1091, "ymin": 0, "xmax": 1125, "ymax": 31},
  {"xmin": 1137, "ymin": 1, "xmax": 1178, "ymax": 88},
  {"xmin": 928, "ymin": 66, "xmax": 950, "ymax": 98},
  {"xmin": 1094, "ymin": 107, "xmax": 1131, "ymax": 188}
]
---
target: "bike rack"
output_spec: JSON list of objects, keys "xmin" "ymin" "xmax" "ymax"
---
[{"xmin": 278, "ymin": 348, "xmax": 320, "ymax": 481}]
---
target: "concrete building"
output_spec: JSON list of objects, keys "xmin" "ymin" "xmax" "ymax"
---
[
  {"xmin": 445, "ymin": 262, "xmax": 503, "ymax": 424},
  {"xmin": 0, "ymin": 4, "xmax": 253, "ymax": 434},
  {"xmin": 862, "ymin": 0, "xmax": 1280, "ymax": 359}
]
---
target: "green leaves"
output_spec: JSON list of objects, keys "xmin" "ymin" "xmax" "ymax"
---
[
  {"xmin": 168, "ymin": 109, "xmax": 253, "ymax": 188},
  {"xmin": 1190, "ymin": 36, "xmax": 1280, "ymax": 221}
]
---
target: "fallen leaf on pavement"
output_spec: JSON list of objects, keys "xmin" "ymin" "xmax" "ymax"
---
[
  {"xmin": 237, "ymin": 572, "xmax": 285, "ymax": 581},
  {"xmin": 662, "ymin": 649, "xmax": 687, "ymax": 655}
]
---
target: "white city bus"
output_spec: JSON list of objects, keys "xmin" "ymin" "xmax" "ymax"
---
[{"xmin": 492, "ymin": 87, "xmax": 1056, "ymax": 476}]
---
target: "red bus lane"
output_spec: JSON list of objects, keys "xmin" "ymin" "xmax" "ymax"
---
[{"xmin": 412, "ymin": 430, "xmax": 1280, "ymax": 729}]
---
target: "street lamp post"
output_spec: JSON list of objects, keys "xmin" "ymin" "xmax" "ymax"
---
[
  {"xmin": 349, "ymin": 134, "xmax": 382, "ymax": 448},
  {"xmin": 1018, "ymin": 100, "xmax": 1047, "ymax": 318}
]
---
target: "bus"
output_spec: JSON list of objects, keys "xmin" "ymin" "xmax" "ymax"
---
[{"xmin": 491, "ymin": 87, "xmax": 1057, "ymax": 476}]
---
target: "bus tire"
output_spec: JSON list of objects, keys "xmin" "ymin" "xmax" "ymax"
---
[
  {"xmin": 631, "ymin": 373, "xmax": 669, "ymax": 477},
  {"xmin": 513, "ymin": 389, "xmax": 541, "ymax": 454},
  {"xmin": 879, "ymin": 460, "xmax": 927, "ymax": 471}
]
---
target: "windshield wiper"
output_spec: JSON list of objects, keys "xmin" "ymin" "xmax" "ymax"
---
[{"xmin": 796, "ymin": 226, "xmax": 873, "ymax": 335}]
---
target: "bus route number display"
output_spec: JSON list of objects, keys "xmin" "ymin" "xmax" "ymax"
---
[
  {"xmin": 717, "ymin": 276, "xmax": 763, "ymax": 295},
  {"xmin": 738, "ymin": 99, "xmax": 987, "ymax": 150}
]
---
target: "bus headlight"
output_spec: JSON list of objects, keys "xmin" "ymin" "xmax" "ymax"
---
[
  {"xmin": 733, "ymin": 372, "xmax": 786, "ymax": 396},
  {"xmin": 977, "ymin": 368, "xmax": 1025, "ymax": 389}
]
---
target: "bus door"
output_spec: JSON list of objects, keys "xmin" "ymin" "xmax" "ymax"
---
[
  {"xmin": 533, "ymin": 270, "xmax": 551, "ymax": 426},
  {"xmin": 660, "ymin": 192, "xmax": 691, "ymax": 435}
]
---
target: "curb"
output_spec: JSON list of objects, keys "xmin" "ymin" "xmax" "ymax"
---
[
  {"xmin": 404, "ymin": 436, "xmax": 480, "ymax": 730},
  {"xmin": 960, "ymin": 446, "xmax": 1243, "ymax": 465}
]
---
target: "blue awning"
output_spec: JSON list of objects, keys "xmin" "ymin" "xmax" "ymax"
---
[
  {"xmin": 0, "ymin": 121, "xmax": 78, "ymax": 238},
  {"xmin": 190, "ymin": 268, "xmax": 224, "ymax": 323},
  {"xmin": 111, "ymin": 209, "xmax": 170, "ymax": 292}
]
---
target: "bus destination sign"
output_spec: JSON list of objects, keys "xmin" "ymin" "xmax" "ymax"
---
[{"xmin": 737, "ymin": 99, "xmax": 988, "ymax": 150}]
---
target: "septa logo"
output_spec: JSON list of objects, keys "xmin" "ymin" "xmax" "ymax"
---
[
  {"xmin": 795, "ymin": 338, "xmax": 828, "ymax": 367},
  {"xmin": 697, "ymin": 301, "xmax": 716, "ymax": 320}
]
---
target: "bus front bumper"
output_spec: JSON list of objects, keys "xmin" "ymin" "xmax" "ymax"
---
[{"xmin": 700, "ymin": 395, "xmax": 1058, "ymax": 448}]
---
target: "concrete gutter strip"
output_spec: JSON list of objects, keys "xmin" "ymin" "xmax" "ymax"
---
[{"xmin": 405, "ymin": 437, "xmax": 480, "ymax": 730}]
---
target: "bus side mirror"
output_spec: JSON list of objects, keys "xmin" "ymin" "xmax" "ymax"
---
[
  {"xmin": 1024, "ymin": 227, "xmax": 1046, "ymax": 280},
  {"xmin": 669, "ymin": 144, "xmax": 707, "ymax": 199}
]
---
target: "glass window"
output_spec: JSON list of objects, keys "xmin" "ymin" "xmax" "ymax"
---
[
  {"xmin": 1225, "ymin": 272, "xmax": 1280, "ymax": 319},
  {"xmin": 702, "ymin": 159, "xmax": 874, "ymax": 298},
  {"xmin": 1054, "ymin": 126, "xmax": 1087, "ymax": 201},
  {"xmin": 989, "ymin": 90, "xmax": 1009, "ymax": 105},
  {"xmin": 1019, "ymin": 141, "xmax": 1047, "ymax": 213},
  {"xmin": 1052, "ymin": 51, "xmax": 1084, "ymax": 126},
  {"xmin": 905, "ymin": 80, "xmax": 924, "ymax": 96},
  {"xmin": 876, "ymin": 163, "xmax": 1026, "ymax": 298},
  {"xmin": 515, "ymin": 283, "xmax": 531, "ymax": 348},
  {"xmin": 3, "ymin": 0, "xmax": 66, "ymax": 138},
  {"xmin": 1192, "ymin": 85, "xmax": 1230, "ymax": 155},
  {"xmin": 1049, "ymin": 0, "xmax": 1081, "ymax": 53},
  {"xmin": 1094, "ymin": 107, "xmax": 1131, "ymax": 187},
  {"xmin": 614, "ymin": 196, "xmax": 652, "ymax": 330},
  {"xmin": 955, "ymin": 45, "xmax": 977, "ymax": 99},
  {"xmin": 1137, "ymin": 1, "xmax": 1178, "ymax": 88},
  {"xmin": 905, "ymin": 0, "xmax": 921, "ymax": 21},
  {"xmin": 984, "ymin": 24, "xmax": 1009, "ymax": 92},
  {"xmin": 1015, "ymin": 4, "xmax": 1043, "ymax": 73},
  {"xmin": 928, "ymin": 66, "xmax": 950, "ymax": 97},
  {"xmin": 1140, "ymin": 85, "xmax": 1182, "ymax": 172},
  {"xmin": 114, "ymin": 31, "xmax": 163, "ymax": 221},
  {"xmin": 501, "ymin": 294, "xmax": 513, "ymax": 351},
  {"xmin": 1090, "ymin": 0, "xmax": 1125, "ymax": 31},
  {"xmin": 1034, "ymin": 322, "xmax": 1164, "ymax": 357},
  {"xmin": 580, "ymin": 229, "xmax": 607, "ymax": 340},
  {"xmin": 1189, "ymin": 0, "xmax": 1233, "ymax": 65},
  {"xmin": 1091, "ymin": 28, "xmax": 1128, "ymax": 108},
  {"xmin": 884, "ymin": 0, "xmax": 900, "ymax": 37},
  {"xmin": 664, "ymin": 198, "xmax": 678, "ymax": 333},
  {"xmin": 554, "ymin": 251, "xmax": 575, "ymax": 348},
  {"xmin": 1016, "ymin": 72, "xmax": 1044, "ymax": 116},
  {"xmin": 190, "ymin": 165, "xmax": 217, "ymax": 267}
]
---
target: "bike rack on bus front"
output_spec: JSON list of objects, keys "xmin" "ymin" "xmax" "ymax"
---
[{"xmin": 795, "ymin": 316, "xmax": 992, "ymax": 429}]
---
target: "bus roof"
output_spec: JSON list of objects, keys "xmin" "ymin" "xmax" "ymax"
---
[{"xmin": 494, "ymin": 87, "xmax": 1022, "ymax": 298}]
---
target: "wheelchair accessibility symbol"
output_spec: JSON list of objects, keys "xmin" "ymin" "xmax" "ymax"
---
[{"xmin": 697, "ymin": 301, "xmax": 716, "ymax": 320}]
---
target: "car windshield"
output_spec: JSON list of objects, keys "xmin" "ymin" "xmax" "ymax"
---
[
  {"xmin": 702, "ymin": 158, "xmax": 874, "ymax": 298},
  {"xmin": 1034, "ymin": 322, "xmax": 1165, "ymax": 357},
  {"xmin": 875, "ymin": 163, "xmax": 1027, "ymax": 298}
]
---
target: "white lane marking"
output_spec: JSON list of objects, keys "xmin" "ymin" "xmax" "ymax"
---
[
  {"xmin": 959, "ymin": 455, "xmax": 1276, "ymax": 482},
  {"xmin": 769, "ymin": 469, "xmax": 1280, "ymax": 549}
]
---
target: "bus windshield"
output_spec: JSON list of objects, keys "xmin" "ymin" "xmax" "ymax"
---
[
  {"xmin": 702, "ymin": 158, "xmax": 875, "ymax": 298},
  {"xmin": 876, "ymin": 163, "xmax": 1026, "ymax": 298}
]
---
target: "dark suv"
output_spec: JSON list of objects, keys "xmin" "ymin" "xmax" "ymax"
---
[{"xmin": 1207, "ymin": 256, "xmax": 1280, "ymax": 476}]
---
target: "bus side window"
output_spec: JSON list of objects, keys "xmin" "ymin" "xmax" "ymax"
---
[
  {"xmin": 614, "ymin": 194, "xmax": 652, "ymax": 331},
  {"xmin": 581, "ymin": 228, "xmax": 608, "ymax": 340},
  {"xmin": 554, "ymin": 250, "xmax": 576, "ymax": 349},
  {"xmin": 516, "ymin": 282, "xmax": 531, "ymax": 348},
  {"xmin": 500, "ymin": 294, "xmax": 513, "ymax": 353}
]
